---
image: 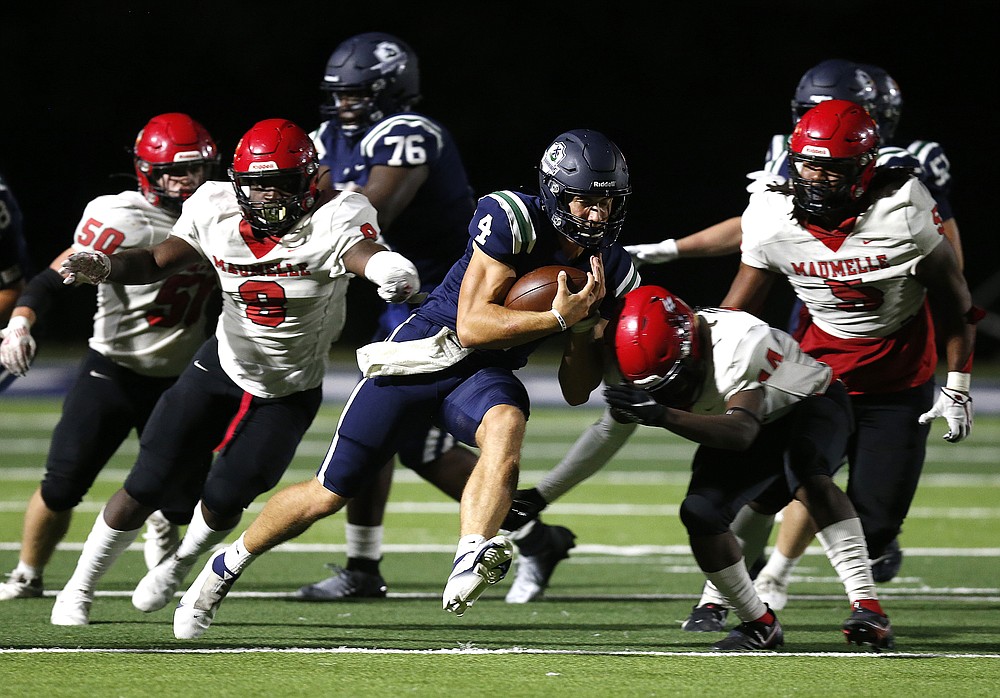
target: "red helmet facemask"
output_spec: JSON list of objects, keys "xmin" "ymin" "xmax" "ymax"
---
[
  {"xmin": 613, "ymin": 285, "xmax": 705, "ymax": 409},
  {"xmin": 230, "ymin": 119, "xmax": 319, "ymax": 239},
  {"xmin": 788, "ymin": 99, "xmax": 879, "ymax": 217},
  {"xmin": 134, "ymin": 113, "xmax": 218, "ymax": 214}
]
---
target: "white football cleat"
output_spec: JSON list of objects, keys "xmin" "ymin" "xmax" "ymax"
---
[
  {"xmin": 143, "ymin": 511, "xmax": 180, "ymax": 570},
  {"xmin": 133, "ymin": 550, "xmax": 198, "ymax": 613},
  {"xmin": 443, "ymin": 535, "xmax": 513, "ymax": 616},
  {"xmin": 754, "ymin": 572, "xmax": 789, "ymax": 611},
  {"xmin": 0, "ymin": 569, "xmax": 43, "ymax": 600},
  {"xmin": 50, "ymin": 587, "xmax": 94, "ymax": 626},
  {"xmin": 173, "ymin": 550, "xmax": 238, "ymax": 639},
  {"xmin": 505, "ymin": 524, "xmax": 575, "ymax": 604}
]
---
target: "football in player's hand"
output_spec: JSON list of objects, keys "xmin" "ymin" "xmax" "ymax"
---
[{"xmin": 504, "ymin": 265, "xmax": 589, "ymax": 312}]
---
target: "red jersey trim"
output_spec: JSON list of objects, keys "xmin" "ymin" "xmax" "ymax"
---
[{"xmin": 799, "ymin": 301, "xmax": 937, "ymax": 394}]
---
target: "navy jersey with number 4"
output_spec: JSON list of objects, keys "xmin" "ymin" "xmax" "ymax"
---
[{"xmin": 416, "ymin": 189, "xmax": 641, "ymax": 369}]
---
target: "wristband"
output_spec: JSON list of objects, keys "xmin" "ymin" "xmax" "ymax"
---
[
  {"xmin": 945, "ymin": 371, "xmax": 970, "ymax": 393},
  {"xmin": 549, "ymin": 308, "xmax": 567, "ymax": 332}
]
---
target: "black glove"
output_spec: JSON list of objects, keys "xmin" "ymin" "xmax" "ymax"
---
[
  {"xmin": 501, "ymin": 488, "xmax": 548, "ymax": 532},
  {"xmin": 604, "ymin": 384, "xmax": 666, "ymax": 426}
]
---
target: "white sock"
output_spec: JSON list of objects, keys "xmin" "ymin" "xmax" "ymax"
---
[
  {"xmin": 758, "ymin": 548, "xmax": 802, "ymax": 583},
  {"xmin": 13, "ymin": 561, "xmax": 41, "ymax": 579},
  {"xmin": 815, "ymin": 517, "xmax": 877, "ymax": 603},
  {"xmin": 536, "ymin": 408, "xmax": 637, "ymax": 502},
  {"xmin": 697, "ymin": 579, "xmax": 729, "ymax": 607},
  {"xmin": 703, "ymin": 559, "xmax": 768, "ymax": 623},
  {"xmin": 345, "ymin": 523, "xmax": 384, "ymax": 561},
  {"xmin": 62, "ymin": 507, "xmax": 141, "ymax": 594},
  {"xmin": 221, "ymin": 532, "xmax": 257, "ymax": 576},
  {"xmin": 730, "ymin": 506, "xmax": 775, "ymax": 566},
  {"xmin": 174, "ymin": 504, "xmax": 235, "ymax": 562}
]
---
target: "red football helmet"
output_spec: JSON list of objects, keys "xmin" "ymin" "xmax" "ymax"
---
[
  {"xmin": 230, "ymin": 118, "xmax": 319, "ymax": 237},
  {"xmin": 133, "ymin": 113, "xmax": 218, "ymax": 213},
  {"xmin": 788, "ymin": 99, "xmax": 878, "ymax": 216},
  {"xmin": 613, "ymin": 285, "xmax": 705, "ymax": 408}
]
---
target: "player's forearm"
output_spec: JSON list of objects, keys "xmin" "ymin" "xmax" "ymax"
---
[
  {"xmin": 558, "ymin": 334, "xmax": 604, "ymax": 406},
  {"xmin": 676, "ymin": 217, "xmax": 743, "ymax": 258}
]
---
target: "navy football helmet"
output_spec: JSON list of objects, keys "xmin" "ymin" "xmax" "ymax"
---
[
  {"xmin": 230, "ymin": 119, "xmax": 319, "ymax": 238},
  {"xmin": 320, "ymin": 32, "xmax": 421, "ymax": 135},
  {"xmin": 791, "ymin": 59, "xmax": 878, "ymax": 126},
  {"xmin": 860, "ymin": 63, "xmax": 903, "ymax": 142},
  {"xmin": 788, "ymin": 100, "xmax": 878, "ymax": 216},
  {"xmin": 538, "ymin": 129, "xmax": 631, "ymax": 248},
  {"xmin": 133, "ymin": 113, "xmax": 218, "ymax": 214}
]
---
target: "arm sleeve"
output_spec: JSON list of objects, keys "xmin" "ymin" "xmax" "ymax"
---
[{"xmin": 16, "ymin": 267, "xmax": 65, "ymax": 319}]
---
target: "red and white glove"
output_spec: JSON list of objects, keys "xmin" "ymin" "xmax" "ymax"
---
[
  {"xmin": 918, "ymin": 372, "xmax": 973, "ymax": 443},
  {"xmin": 0, "ymin": 316, "xmax": 37, "ymax": 377},
  {"xmin": 623, "ymin": 239, "xmax": 679, "ymax": 267},
  {"xmin": 60, "ymin": 251, "xmax": 111, "ymax": 285}
]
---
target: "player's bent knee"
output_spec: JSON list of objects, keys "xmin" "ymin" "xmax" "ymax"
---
[
  {"xmin": 39, "ymin": 475, "xmax": 87, "ymax": 512},
  {"xmin": 679, "ymin": 494, "xmax": 729, "ymax": 536}
]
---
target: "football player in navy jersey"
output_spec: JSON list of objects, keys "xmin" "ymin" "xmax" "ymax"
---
[
  {"xmin": 0, "ymin": 169, "xmax": 31, "ymax": 392},
  {"xmin": 172, "ymin": 129, "xmax": 641, "ymax": 638},
  {"xmin": 297, "ymin": 32, "xmax": 482, "ymax": 601}
]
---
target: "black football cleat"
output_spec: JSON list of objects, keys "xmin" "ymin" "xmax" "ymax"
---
[
  {"xmin": 843, "ymin": 602, "xmax": 895, "ymax": 650},
  {"xmin": 711, "ymin": 610, "xmax": 784, "ymax": 651},
  {"xmin": 870, "ymin": 538, "xmax": 903, "ymax": 583},
  {"xmin": 681, "ymin": 603, "xmax": 729, "ymax": 632}
]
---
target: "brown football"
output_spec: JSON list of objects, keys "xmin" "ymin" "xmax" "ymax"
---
[{"xmin": 503, "ymin": 265, "xmax": 590, "ymax": 312}]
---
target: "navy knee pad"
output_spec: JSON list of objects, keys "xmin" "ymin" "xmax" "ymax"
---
[{"xmin": 39, "ymin": 473, "xmax": 88, "ymax": 512}]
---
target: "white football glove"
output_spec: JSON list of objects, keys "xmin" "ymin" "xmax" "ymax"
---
[
  {"xmin": 918, "ymin": 386, "xmax": 973, "ymax": 443},
  {"xmin": 60, "ymin": 251, "xmax": 111, "ymax": 285},
  {"xmin": 623, "ymin": 239, "xmax": 679, "ymax": 267},
  {"xmin": 0, "ymin": 316, "xmax": 37, "ymax": 377},
  {"xmin": 364, "ymin": 250, "xmax": 421, "ymax": 304}
]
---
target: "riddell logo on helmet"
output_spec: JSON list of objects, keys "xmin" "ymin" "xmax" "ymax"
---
[
  {"xmin": 592, "ymin": 181, "xmax": 616, "ymax": 187},
  {"xmin": 173, "ymin": 151, "xmax": 203, "ymax": 162},
  {"xmin": 801, "ymin": 145, "xmax": 831, "ymax": 157},
  {"xmin": 247, "ymin": 162, "xmax": 279, "ymax": 172}
]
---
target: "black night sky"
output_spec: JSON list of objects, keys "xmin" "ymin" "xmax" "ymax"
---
[{"xmin": 3, "ymin": 2, "xmax": 997, "ymax": 353}]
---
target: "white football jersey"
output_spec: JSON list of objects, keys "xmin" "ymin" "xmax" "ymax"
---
[
  {"xmin": 71, "ymin": 191, "xmax": 216, "ymax": 377},
  {"xmin": 740, "ymin": 176, "xmax": 944, "ymax": 339},
  {"xmin": 691, "ymin": 308, "xmax": 832, "ymax": 423},
  {"xmin": 171, "ymin": 182, "xmax": 379, "ymax": 398}
]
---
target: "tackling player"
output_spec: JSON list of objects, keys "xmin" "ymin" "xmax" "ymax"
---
[
  {"xmin": 49, "ymin": 118, "xmax": 419, "ymax": 626},
  {"xmin": 605, "ymin": 285, "xmax": 894, "ymax": 651}
]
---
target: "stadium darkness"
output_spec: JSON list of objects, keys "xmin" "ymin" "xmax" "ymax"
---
[{"xmin": 2, "ymin": 3, "xmax": 996, "ymax": 355}]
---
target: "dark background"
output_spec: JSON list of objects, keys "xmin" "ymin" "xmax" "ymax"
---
[{"xmin": 3, "ymin": 2, "xmax": 997, "ymax": 355}]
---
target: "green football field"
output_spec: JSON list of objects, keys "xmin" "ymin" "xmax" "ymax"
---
[{"xmin": 1, "ymin": 397, "xmax": 998, "ymax": 697}]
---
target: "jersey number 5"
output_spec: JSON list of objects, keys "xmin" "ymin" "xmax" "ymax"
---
[{"xmin": 825, "ymin": 278, "xmax": 885, "ymax": 312}]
